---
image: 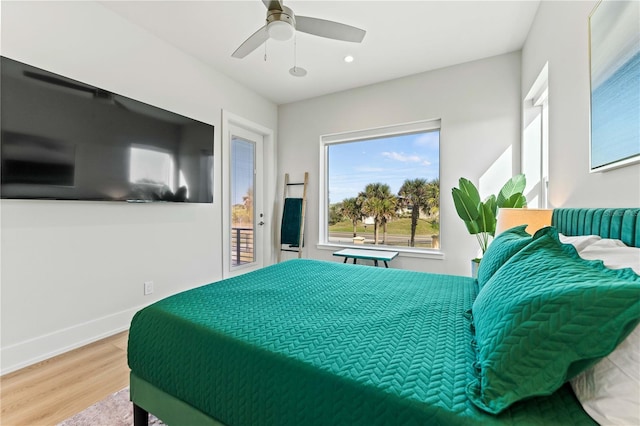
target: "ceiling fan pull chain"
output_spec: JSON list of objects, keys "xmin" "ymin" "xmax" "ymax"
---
[
  {"xmin": 289, "ymin": 33, "xmax": 307, "ymax": 77},
  {"xmin": 293, "ymin": 33, "xmax": 297, "ymax": 67}
]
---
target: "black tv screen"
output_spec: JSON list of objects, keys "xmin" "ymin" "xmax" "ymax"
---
[{"xmin": 1, "ymin": 57, "xmax": 214, "ymax": 203}]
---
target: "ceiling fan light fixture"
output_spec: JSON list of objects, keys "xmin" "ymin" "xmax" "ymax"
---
[{"xmin": 267, "ymin": 20, "xmax": 294, "ymax": 41}]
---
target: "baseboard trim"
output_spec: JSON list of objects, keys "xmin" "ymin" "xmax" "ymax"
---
[{"xmin": 1, "ymin": 304, "xmax": 146, "ymax": 375}]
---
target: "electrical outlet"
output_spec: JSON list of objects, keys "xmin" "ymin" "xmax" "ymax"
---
[{"xmin": 144, "ymin": 281, "xmax": 154, "ymax": 295}]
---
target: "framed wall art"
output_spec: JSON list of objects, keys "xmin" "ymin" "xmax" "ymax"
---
[{"xmin": 589, "ymin": 0, "xmax": 640, "ymax": 172}]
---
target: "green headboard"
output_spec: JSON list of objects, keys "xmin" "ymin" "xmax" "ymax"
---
[{"xmin": 552, "ymin": 208, "xmax": 640, "ymax": 248}]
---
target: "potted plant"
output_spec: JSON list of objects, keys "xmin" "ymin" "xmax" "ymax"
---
[{"xmin": 452, "ymin": 174, "xmax": 527, "ymax": 272}]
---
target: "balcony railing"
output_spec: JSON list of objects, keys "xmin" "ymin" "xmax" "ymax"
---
[{"xmin": 231, "ymin": 227, "xmax": 254, "ymax": 266}]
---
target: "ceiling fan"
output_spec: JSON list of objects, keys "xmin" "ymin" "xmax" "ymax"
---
[{"xmin": 232, "ymin": 0, "xmax": 366, "ymax": 59}]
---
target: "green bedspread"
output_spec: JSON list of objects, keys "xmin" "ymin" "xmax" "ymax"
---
[{"xmin": 128, "ymin": 259, "xmax": 594, "ymax": 425}]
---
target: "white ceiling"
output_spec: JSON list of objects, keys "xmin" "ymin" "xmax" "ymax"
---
[{"xmin": 100, "ymin": 1, "xmax": 541, "ymax": 105}]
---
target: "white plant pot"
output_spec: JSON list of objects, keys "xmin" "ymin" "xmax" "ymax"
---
[{"xmin": 471, "ymin": 259, "xmax": 481, "ymax": 279}]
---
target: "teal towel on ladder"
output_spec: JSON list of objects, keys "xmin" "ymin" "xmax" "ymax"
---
[{"xmin": 281, "ymin": 198, "xmax": 303, "ymax": 247}]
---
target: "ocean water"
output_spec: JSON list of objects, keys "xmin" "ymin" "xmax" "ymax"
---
[{"xmin": 591, "ymin": 51, "xmax": 640, "ymax": 169}]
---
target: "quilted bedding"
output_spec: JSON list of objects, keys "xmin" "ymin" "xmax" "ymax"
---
[{"xmin": 128, "ymin": 259, "xmax": 594, "ymax": 425}]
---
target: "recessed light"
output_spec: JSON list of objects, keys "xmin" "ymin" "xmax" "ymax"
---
[{"xmin": 344, "ymin": 55, "xmax": 354, "ymax": 63}]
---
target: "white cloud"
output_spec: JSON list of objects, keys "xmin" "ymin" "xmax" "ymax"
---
[
  {"xmin": 354, "ymin": 166, "xmax": 385, "ymax": 173},
  {"xmin": 382, "ymin": 151, "xmax": 422, "ymax": 163}
]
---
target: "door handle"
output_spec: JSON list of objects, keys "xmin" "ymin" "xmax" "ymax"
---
[{"xmin": 258, "ymin": 221, "xmax": 265, "ymax": 226}]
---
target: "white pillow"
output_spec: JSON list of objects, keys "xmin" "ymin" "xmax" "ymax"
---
[
  {"xmin": 570, "ymin": 325, "xmax": 640, "ymax": 425},
  {"xmin": 567, "ymin": 237, "xmax": 640, "ymax": 425},
  {"xmin": 578, "ymin": 238, "xmax": 640, "ymax": 274},
  {"xmin": 558, "ymin": 233, "xmax": 602, "ymax": 252}
]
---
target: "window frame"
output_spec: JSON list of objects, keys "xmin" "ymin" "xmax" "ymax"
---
[
  {"xmin": 522, "ymin": 63, "xmax": 549, "ymax": 208},
  {"xmin": 318, "ymin": 118, "xmax": 443, "ymax": 259}
]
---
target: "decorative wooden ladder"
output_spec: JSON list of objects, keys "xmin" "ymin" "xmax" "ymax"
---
[{"xmin": 278, "ymin": 172, "xmax": 308, "ymax": 261}]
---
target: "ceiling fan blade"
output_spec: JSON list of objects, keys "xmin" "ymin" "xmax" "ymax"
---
[
  {"xmin": 295, "ymin": 16, "xmax": 366, "ymax": 43},
  {"xmin": 262, "ymin": 0, "xmax": 283, "ymax": 11},
  {"xmin": 232, "ymin": 25, "xmax": 269, "ymax": 59}
]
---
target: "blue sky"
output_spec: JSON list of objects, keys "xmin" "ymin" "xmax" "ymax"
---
[
  {"xmin": 328, "ymin": 130, "xmax": 439, "ymax": 204},
  {"xmin": 231, "ymin": 138, "xmax": 254, "ymax": 205}
]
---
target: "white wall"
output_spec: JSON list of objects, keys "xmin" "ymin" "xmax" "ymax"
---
[
  {"xmin": 0, "ymin": 1, "xmax": 277, "ymax": 373},
  {"xmin": 277, "ymin": 52, "xmax": 522, "ymax": 276},
  {"xmin": 9, "ymin": 0, "xmax": 630, "ymax": 375},
  {"xmin": 522, "ymin": 1, "xmax": 640, "ymax": 208}
]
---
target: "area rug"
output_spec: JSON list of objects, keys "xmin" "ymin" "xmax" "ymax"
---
[{"xmin": 57, "ymin": 387, "xmax": 164, "ymax": 426}]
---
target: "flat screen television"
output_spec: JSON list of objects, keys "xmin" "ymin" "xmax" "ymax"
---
[{"xmin": 1, "ymin": 56, "xmax": 214, "ymax": 203}]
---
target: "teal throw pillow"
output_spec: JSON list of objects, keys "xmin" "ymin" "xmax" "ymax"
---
[
  {"xmin": 476, "ymin": 225, "xmax": 532, "ymax": 289},
  {"xmin": 468, "ymin": 227, "xmax": 640, "ymax": 414}
]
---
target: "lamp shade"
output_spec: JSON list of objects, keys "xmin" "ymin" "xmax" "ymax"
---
[{"xmin": 495, "ymin": 208, "xmax": 553, "ymax": 236}]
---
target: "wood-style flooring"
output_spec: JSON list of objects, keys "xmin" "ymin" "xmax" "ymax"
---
[{"xmin": 0, "ymin": 331, "xmax": 129, "ymax": 426}]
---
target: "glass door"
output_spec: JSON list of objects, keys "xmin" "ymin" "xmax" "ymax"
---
[
  {"xmin": 230, "ymin": 136, "xmax": 256, "ymax": 267},
  {"xmin": 225, "ymin": 124, "xmax": 264, "ymax": 276}
]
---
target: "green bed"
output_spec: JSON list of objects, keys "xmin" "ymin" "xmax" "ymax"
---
[{"xmin": 128, "ymin": 208, "xmax": 639, "ymax": 425}]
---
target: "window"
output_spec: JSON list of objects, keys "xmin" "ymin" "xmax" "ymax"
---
[
  {"xmin": 230, "ymin": 136, "xmax": 256, "ymax": 266},
  {"xmin": 320, "ymin": 119, "xmax": 440, "ymax": 252},
  {"xmin": 522, "ymin": 63, "xmax": 549, "ymax": 208},
  {"xmin": 129, "ymin": 145, "xmax": 177, "ymax": 201}
]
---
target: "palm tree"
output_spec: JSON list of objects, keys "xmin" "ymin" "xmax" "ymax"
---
[
  {"xmin": 379, "ymin": 196, "xmax": 398, "ymax": 244},
  {"xmin": 359, "ymin": 183, "xmax": 397, "ymax": 245},
  {"xmin": 328, "ymin": 202, "xmax": 343, "ymax": 226},
  {"xmin": 340, "ymin": 197, "xmax": 363, "ymax": 237},
  {"xmin": 242, "ymin": 187, "xmax": 253, "ymax": 213},
  {"xmin": 398, "ymin": 178, "xmax": 430, "ymax": 247},
  {"xmin": 241, "ymin": 187, "xmax": 253, "ymax": 226},
  {"xmin": 425, "ymin": 178, "xmax": 440, "ymax": 217}
]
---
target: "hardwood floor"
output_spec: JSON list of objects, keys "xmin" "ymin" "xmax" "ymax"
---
[{"xmin": 0, "ymin": 331, "xmax": 129, "ymax": 426}]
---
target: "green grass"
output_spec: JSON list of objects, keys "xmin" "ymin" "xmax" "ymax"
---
[{"xmin": 329, "ymin": 217, "xmax": 438, "ymax": 236}]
